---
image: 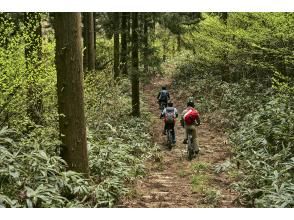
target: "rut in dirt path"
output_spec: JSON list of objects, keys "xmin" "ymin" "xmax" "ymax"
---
[{"xmin": 120, "ymin": 76, "xmax": 239, "ymax": 208}]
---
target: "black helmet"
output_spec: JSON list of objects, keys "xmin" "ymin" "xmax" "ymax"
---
[
  {"xmin": 167, "ymin": 101, "xmax": 173, "ymax": 107},
  {"xmin": 162, "ymin": 86, "xmax": 167, "ymax": 90},
  {"xmin": 187, "ymin": 97, "xmax": 195, "ymax": 107}
]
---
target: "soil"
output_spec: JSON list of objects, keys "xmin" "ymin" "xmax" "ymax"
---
[{"xmin": 119, "ymin": 76, "xmax": 240, "ymax": 208}]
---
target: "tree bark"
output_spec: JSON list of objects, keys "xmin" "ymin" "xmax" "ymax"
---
[
  {"xmin": 82, "ymin": 13, "xmax": 95, "ymax": 72},
  {"xmin": 82, "ymin": 13, "xmax": 89, "ymax": 72},
  {"xmin": 131, "ymin": 12, "xmax": 140, "ymax": 117},
  {"xmin": 87, "ymin": 12, "xmax": 95, "ymax": 72},
  {"xmin": 127, "ymin": 13, "xmax": 132, "ymax": 61},
  {"xmin": 113, "ymin": 12, "xmax": 120, "ymax": 78},
  {"xmin": 24, "ymin": 12, "xmax": 43, "ymax": 125},
  {"xmin": 120, "ymin": 12, "xmax": 128, "ymax": 76},
  {"xmin": 54, "ymin": 12, "xmax": 89, "ymax": 175},
  {"xmin": 143, "ymin": 13, "xmax": 149, "ymax": 73}
]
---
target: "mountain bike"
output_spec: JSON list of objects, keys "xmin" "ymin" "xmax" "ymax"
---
[
  {"xmin": 187, "ymin": 130, "xmax": 199, "ymax": 160},
  {"xmin": 166, "ymin": 127, "xmax": 173, "ymax": 150},
  {"xmin": 159, "ymin": 101, "xmax": 167, "ymax": 111}
]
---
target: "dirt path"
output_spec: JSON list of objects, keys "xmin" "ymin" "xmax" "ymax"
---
[{"xmin": 120, "ymin": 76, "xmax": 239, "ymax": 208}]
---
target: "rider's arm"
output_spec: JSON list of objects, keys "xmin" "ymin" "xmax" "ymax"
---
[
  {"xmin": 180, "ymin": 109, "xmax": 187, "ymax": 127},
  {"xmin": 174, "ymin": 108, "xmax": 178, "ymax": 118},
  {"xmin": 167, "ymin": 92, "xmax": 170, "ymax": 100},
  {"xmin": 157, "ymin": 92, "xmax": 161, "ymax": 100}
]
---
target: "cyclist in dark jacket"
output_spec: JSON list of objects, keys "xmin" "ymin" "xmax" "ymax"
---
[
  {"xmin": 160, "ymin": 101, "xmax": 178, "ymax": 144},
  {"xmin": 157, "ymin": 86, "xmax": 170, "ymax": 110}
]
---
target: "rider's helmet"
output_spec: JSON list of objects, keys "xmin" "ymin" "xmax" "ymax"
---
[
  {"xmin": 167, "ymin": 101, "xmax": 173, "ymax": 107},
  {"xmin": 162, "ymin": 86, "xmax": 167, "ymax": 90},
  {"xmin": 187, "ymin": 97, "xmax": 195, "ymax": 108}
]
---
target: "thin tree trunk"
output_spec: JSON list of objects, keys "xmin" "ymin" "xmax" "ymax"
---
[
  {"xmin": 82, "ymin": 13, "xmax": 89, "ymax": 72},
  {"xmin": 127, "ymin": 13, "xmax": 131, "ymax": 62},
  {"xmin": 54, "ymin": 12, "xmax": 89, "ymax": 175},
  {"xmin": 131, "ymin": 12, "xmax": 140, "ymax": 117},
  {"xmin": 113, "ymin": 12, "xmax": 120, "ymax": 78},
  {"xmin": 121, "ymin": 12, "xmax": 128, "ymax": 76},
  {"xmin": 87, "ymin": 12, "xmax": 95, "ymax": 72},
  {"xmin": 143, "ymin": 13, "xmax": 149, "ymax": 73},
  {"xmin": 94, "ymin": 12, "xmax": 96, "ymax": 51}
]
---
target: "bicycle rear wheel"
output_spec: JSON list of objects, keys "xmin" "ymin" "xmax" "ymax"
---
[
  {"xmin": 167, "ymin": 129, "xmax": 173, "ymax": 150},
  {"xmin": 187, "ymin": 133, "xmax": 194, "ymax": 160}
]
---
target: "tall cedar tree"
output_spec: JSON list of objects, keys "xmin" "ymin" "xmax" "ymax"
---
[
  {"xmin": 87, "ymin": 12, "xmax": 95, "ymax": 71},
  {"xmin": 82, "ymin": 13, "xmax": 89, "ymax": 71},
  {"xmin": 131, "ymin": 12, "xmax": 140, "ymax": 117},
  {"xmin": 143, "ymin": 13, "xmax": 149, "ymax": 73},
  {"xmin": 120, "ymin": 12, "xmax": 128, "ymax": 76},
  {"xmin": 113, "ymin": 12, "xmax": 120, "ymax": 78},
  {"xmin": 24, "ymin": 12, "xmax": 43, "ymax": 125},
  {"xmin": 82, "ymin": 13, "xmax": 95, "ymax": 72},
  {"xmin": 54, "ymin": 13, "xmax": 89, "ymax": 175}
]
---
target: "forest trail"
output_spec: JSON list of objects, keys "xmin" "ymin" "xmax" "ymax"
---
[{"xmin": 120, "ymin": 76, "xmax": 239, "ymax": 208}]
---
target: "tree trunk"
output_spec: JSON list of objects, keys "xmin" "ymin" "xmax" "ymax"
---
[
  {"xmin": 113, "ymin": 12, "xmax": 120, "ymax": 78},
  {"xmin": 127, "ymin": 13, "xmax": 132, "ymax": 62},
  {"xmin": 82, "ymin": 13, "xmax": 95, "ymax": 73},
  {"xmin": 54, "ymin": 12, "xmax": 89, "ymax": 175},
  {"xmin": 143, "ymin": 13, "xmax": 149, "ymax": 73},
  {"xmin": 121, "ymin": 12, "xmax": 128, "ymax": 76},
  {"xmin": 87, "ymin": 12, "xmax": 95, "ymax": 72},
  {"xmin": 94, "ymin": 12, "xmax": 97, "ymax": 51},
  {"xmin": 131, "ymin": 13, "xmax": 140, "ymax": 117},
  {"xmin": 82, "ymin": 13, "xmax": 89, "ymax": 72},
  {"xmin": 24, "ymin": 12, "xmax": 43, "ymax": 125}
]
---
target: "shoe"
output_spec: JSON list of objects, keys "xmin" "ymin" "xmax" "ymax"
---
[
  {"xmin": 163, "ymin": 131, "xmax": 166, "ymax": 135},
  {"xmin": 195, "ymin": 150, "xmax": 199, "ymax": 155},
  {"xmin": 183, "ymin": 139, "xmax": 187, "ymax": 144}
]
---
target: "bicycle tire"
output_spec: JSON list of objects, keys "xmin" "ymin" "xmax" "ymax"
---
[
  {"xmin": 187, "ymin": 133, "xmax": 194, "ymax": 160},
  {"xmin": 167, "ymin": 129, "xmax": 173, "ymax": 150}
]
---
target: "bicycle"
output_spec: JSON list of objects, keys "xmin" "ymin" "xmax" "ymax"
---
[
  {"xmin": 166, "ymin": 127, "xmax": 173, "ymax": 150},
  {"xmin": 159, "ymin": 101, "xmax": 167, "ymax": 111},
  {"xmin": 187, "ymin": 129, "xmax": 199, "ymax": 160}
]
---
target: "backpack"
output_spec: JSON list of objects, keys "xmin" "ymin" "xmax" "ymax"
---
[
  {"xmin": 183, "ymin": 108, "xmax": 199, "ymax": 125},
  {"xmin": 165, "ymin": 107, "xmax": 175, "ymax": 124},
  {"xmin": 159, "ymin": 90, "xmax": 168, "ymax": 101}
]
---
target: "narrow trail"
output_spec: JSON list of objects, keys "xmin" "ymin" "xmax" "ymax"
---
[{"xmin": 120, "ymin": 76, "xmax": 239, "ymax": 208}]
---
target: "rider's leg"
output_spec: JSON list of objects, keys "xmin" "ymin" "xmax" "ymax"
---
[
  {"xmin": 191, "ymin": 126, "xmax": 199, "ymax": 153},
  {"xmin": 171, "ymin": 123, "xmax": 176, "ymax": 143},
  {"xmin": 163, "ymin": 122, "xmax": 167, "ymax": 135},
  {"xmin": 183, "ymin": 126, "xmax": 188, "ymax": 144}
]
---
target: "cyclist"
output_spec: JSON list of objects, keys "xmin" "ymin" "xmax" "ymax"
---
[
  {"xmin": 160, "ymin": 101, "xmax": 178, "ymax": 144},
  {"xmin": 180, "ymin": 97, "xmax": 201, "ymax": 155},
  {"xmin": 157, "ymin": 86, "xmax": 170, "ymax": 110}
]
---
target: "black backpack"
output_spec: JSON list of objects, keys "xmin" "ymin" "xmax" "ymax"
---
[{"xmin": 159, "ymin": 90, "xmax": 168, "ymax": 101}]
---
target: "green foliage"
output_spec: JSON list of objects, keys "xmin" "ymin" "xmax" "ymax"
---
[
  {"xmin": 0, "ymin": 13, "xmax": 155, "ymax": 207},
  {"xmin": 231, "ymin": 95, "xmax": 294, "ymax": 207},
  {"xmin": 0, "ymin": 13, "xmax": 57, "ymax": 129},
  {"xmin": 169, "ymin": 12, "xmax": 294, "ymax": 208},
  {"xmin": 201, "ymin": 188, "xmax": 222, "ymax": 207}
]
